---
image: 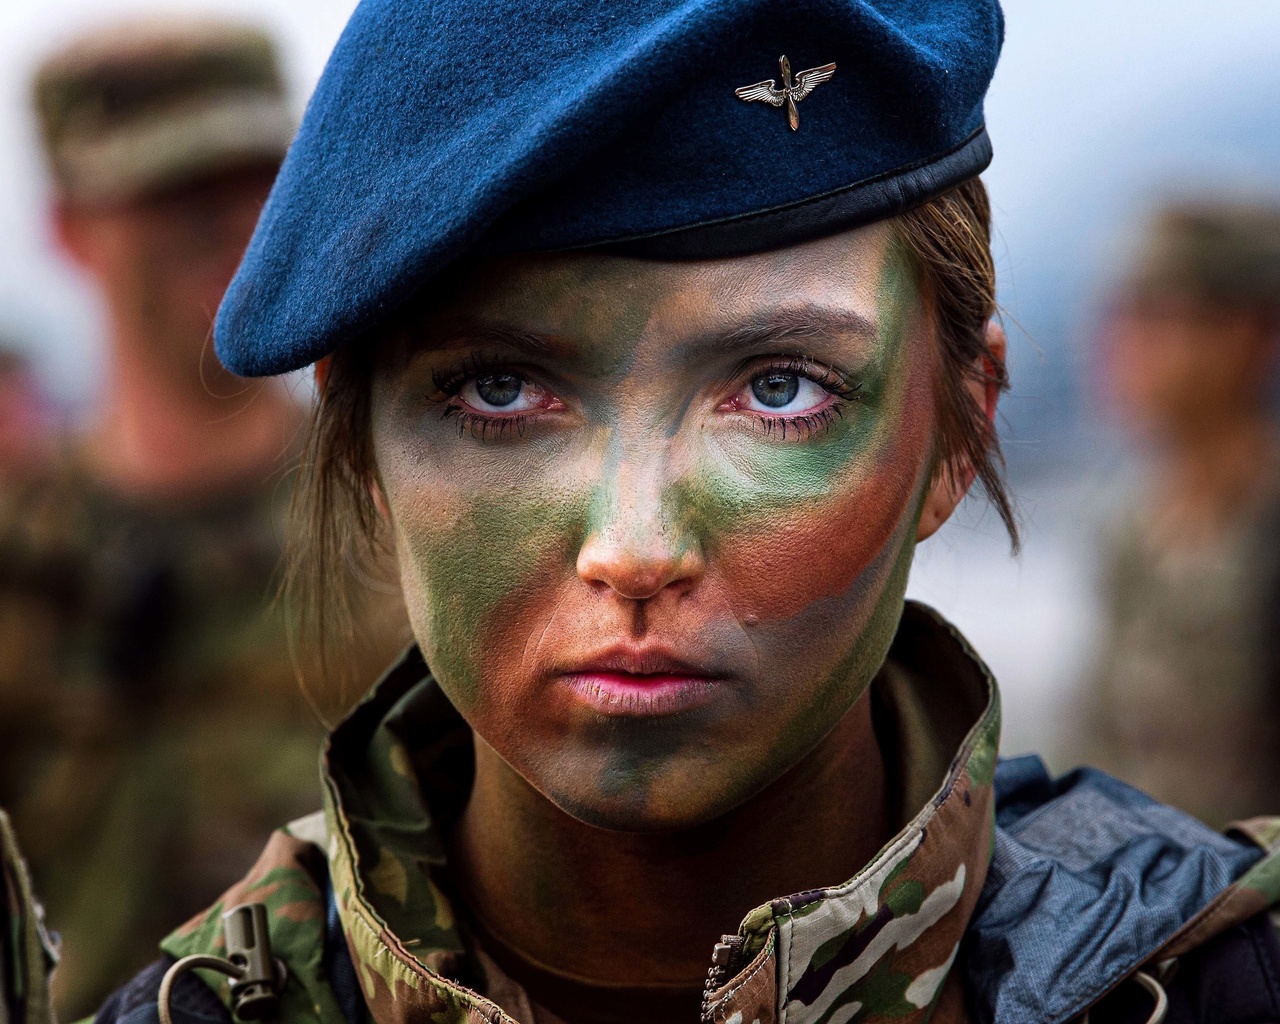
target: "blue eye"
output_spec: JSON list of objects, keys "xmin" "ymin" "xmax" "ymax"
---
[
  {"xmin": 751, "ymin": 373, "xmax": 800, "ymax": 408},
  {"xmin": 475, "ymin": 373, "xmax": 523, "ymax": 408},
  {"xmin": 740, "ymin": 372, "xmax": 828, "ymax": 414}
]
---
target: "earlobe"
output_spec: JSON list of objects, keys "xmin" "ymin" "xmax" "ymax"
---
[
  {"xmin": 51, "ymin": 205, "xmax": 88, "ymax": 268},
  {"xmin": 915, "ymin": 469, "xmax": 962, "ymax": 542}
]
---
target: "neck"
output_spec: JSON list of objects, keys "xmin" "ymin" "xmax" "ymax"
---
[
  {"xmin": 450, "ymin": 693, "xmax": 889, "ymax": 989},
  {"xmin": 88, "ymin": 325, "xmax": 302, "ymax": 500}
]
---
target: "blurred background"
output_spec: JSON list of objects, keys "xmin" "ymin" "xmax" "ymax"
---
[{"xmin": 2, "ymin": 0, "xmax": 1280, "ymax": 1012}]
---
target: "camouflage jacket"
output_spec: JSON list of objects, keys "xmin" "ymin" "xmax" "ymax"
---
[
  {"xmin": 1, "ymin": 809, "xmax": 56, "ymax": 1024},
  {"xmin": 109, "ymin": 603, "xmax": 1280, "ymax": 1024}
]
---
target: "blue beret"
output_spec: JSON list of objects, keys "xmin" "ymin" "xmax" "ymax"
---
[{"xmin": 216, "ymin": 0, "xmax": 1004, "ymax": 376}]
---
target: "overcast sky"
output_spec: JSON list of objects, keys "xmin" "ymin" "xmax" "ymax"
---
[{"xmin": 3, "ymin": 0, "xmax": 1280, "ymax": 418}]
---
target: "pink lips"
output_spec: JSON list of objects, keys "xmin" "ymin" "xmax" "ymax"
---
[{"xmin": 560, "ymin": 649, "xmax": 722, "ymax": 717}]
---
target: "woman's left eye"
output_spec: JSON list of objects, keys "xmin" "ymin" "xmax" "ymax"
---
[
  {"xmin": 460, "ymin": 372, "xmax": 553, "ymax": 413},
  {"xmin": 736, "ymin": 372, "xmax": 831, "ymax": 415}
]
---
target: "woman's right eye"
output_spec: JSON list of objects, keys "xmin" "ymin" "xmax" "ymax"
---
[
  {"xmin": 456, "ymin": 372, "xmax": 562, "ymax": 416},
  {"xmin": 472, "ymin": 373, "xmax": 524, "ymax": 409}
]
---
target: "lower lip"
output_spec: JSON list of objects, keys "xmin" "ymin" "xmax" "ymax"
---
[{"xmin": 563, "ymin": 673, "xmax": 721, "ymax": 717}]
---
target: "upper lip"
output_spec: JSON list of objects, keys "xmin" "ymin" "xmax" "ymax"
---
[{"xmin": 560, "ymin": 645, "xmax": 719, "ymax": 679}]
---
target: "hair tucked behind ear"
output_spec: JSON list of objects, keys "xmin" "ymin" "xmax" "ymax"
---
[
  {"xmin": 287, "ymin": 178, "xmax": 1018, "ymax": 706},
  {"xmin": 894, "ymin": 177, "xmax": 1018, "ymax": 550}
]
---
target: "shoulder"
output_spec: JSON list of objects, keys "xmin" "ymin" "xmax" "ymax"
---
[
  {"xmin": 966, "ymin": 756, "xmax": 1280, "ymax": 1023},
  {"xmin": 95, "ymin": 815, "xmax": 359, "ymax": 1024}
]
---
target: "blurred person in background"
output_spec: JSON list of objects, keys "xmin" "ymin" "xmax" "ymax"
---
[
  {"xmin": 1081, "ymin": 202, "xmax": 1280, "ymax": 829},
  {"xmin": 0, "ymin": 348, "xmax": 56, "ymax": 482},
  {"xmin": 0, "ymin": 21, "xmax": 405, "ymax": 1019}
]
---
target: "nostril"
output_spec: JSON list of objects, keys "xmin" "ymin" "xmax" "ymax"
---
[{"xmin": 576, "ymin": 536, "xmax": 703, "ymax": 602}]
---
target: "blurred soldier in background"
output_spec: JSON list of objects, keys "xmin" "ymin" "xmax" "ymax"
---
[
  {"xmin": 0, "ymin": 21, "xmax": 405, "ymax": 1019},
  {"xmin": 1082, "ymin": 202, "xmax": 1280, "ymax": 828}
]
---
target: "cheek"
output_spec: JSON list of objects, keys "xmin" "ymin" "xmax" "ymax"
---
[
  {"xmin": 708, "ymin": 349, "xmax": 936, "ymax": 623},
  {"xmin": 384, "ymin": 456, "xmax": 591, "ymax": 712},
  {"xmin": 715, "ymin": 445, "xmax": 927, "ymax": 620}
]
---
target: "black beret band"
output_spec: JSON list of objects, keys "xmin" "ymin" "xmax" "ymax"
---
[{"xmin": 600, "ymin": 127, "xmax": 992, "ymax": 261}]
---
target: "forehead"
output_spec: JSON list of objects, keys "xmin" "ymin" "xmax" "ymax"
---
[{"xmin": 428, "ymin": 221, "xmax": 899, "ymax": 344}]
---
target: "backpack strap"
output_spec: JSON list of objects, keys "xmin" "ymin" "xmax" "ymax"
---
[
  {"xmin": 93, "ymin": 883, "xmax": 367, "ymax": 1024},
  {"xmin": 94, "ymin": 959, "xmax": 229, "ymax": 1024},
  {"xmin": 1076, "ymin": 818, "xmax": 1280, "ymax": 1023},
  {"xmin": 1082, "ymin": 910, "xmax": 1280, "ymax": 1023}
]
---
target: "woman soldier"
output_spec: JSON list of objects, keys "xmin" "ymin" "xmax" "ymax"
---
[{"xmin": 94, "ymin": 0, "xmax": 1280, "ymax": 1022}]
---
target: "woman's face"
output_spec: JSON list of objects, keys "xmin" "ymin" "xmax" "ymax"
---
[{"xmin": 372, "ymin": 223, "xmax": 940, "ymax": 831}]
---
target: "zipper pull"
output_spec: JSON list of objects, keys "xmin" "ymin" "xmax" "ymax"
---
[
  {"xmin": 700, "ymin": 935, "xmax": 745, "ymax": 1023},
  {"xmin": 223, "ymin": 904, "xmax": 286, "ymax": 1020},
  {"xmin": 157, "ymin": 903, "xmax": 287, "ymax": 1024}
]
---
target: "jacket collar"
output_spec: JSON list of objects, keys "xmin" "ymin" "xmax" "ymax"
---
[{"xmin": 319, "ymin": 600, "xmax": 1001, "ymax": 1024}]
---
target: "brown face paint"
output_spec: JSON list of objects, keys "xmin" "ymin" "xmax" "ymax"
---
[{"xmin": 371, "ymin": 223, "xmax": 939, "ymax": 831}]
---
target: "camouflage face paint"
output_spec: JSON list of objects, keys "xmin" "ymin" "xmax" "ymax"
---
[{"xmin": 370, "ymin": 223, "xmax": 939, "ymax": 831}]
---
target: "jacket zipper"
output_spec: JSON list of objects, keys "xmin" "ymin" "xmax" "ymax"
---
[{"xmin": 700, "ymin": 934, "xmax": 746, "ymax": 1024}]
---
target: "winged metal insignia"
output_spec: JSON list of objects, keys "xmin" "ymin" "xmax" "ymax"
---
[{"xmin": 735, "ymin": 55, "xmax": 837, "ymax": 131}]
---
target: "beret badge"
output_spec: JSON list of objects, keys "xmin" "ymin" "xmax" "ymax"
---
[{"xmin": 735, "ymin": 56, "xmax": 837, "ymax": 131}]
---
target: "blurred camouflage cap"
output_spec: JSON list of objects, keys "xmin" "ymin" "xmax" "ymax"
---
[
  {"xmin": 1128, "ymin": 202, "xmax": 1280, "ymax": 313},
  {"xmin": 33, "ymin": 20, "xmax": 293, "ymax": 205}
]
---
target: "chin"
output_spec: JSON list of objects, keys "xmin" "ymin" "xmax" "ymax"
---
[{"xmin": 539, "ymin": 759, "xmax": 762, "ymax": 834}]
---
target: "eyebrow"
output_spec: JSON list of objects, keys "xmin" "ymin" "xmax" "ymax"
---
[
  {"xmin": 690, "ymin": 304, "xmax": 878, "ymax": 356},
  {"xmin": 419, "ymin": 317, "xmax": 556, "ymax": 357},
  {"xmin": 409, "ymin": 303, "xmax": 877, "ymax": 361}
]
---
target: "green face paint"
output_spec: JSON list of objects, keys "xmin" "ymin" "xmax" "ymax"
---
[{"xmin": 371, "ymin": 223, "xmax": 942, "ymax": 831}]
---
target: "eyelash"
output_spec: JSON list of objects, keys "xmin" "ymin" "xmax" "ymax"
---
[
  {"xmin": 739, "ymin": 356, "xmax": 863, "ymax": 440},
  {"xmin": 430, "ymin": 351, "xmax": 506, "ymax": 397},
  {"xmin": 431, "ymin": 352, "xmax": 538, "ymax": 440},
  {"xmin": 442, "ymin": 408, "xmax": 535, "ymax": 441},
  {"xmin": 429, "ymin": 353, "xmax": 862, "ymax": 441}
]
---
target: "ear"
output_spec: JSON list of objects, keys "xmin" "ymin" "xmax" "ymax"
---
[
  {"xmin": 312, "ymin": 355, "xmax": 332, "ymax": 394},
  {"xmin": 916, "ymin": 319, "xmax": 1006, "ymax": 542}
]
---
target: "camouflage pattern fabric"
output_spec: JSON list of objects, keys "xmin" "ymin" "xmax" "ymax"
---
[
  {"xmin": 0, "ymin": 449, "xmax": 405, "ymax": 1020},
  {"xmin": 159, "ymin": 603, "xmax": 1280, "ymax": 1024},
  {"xmin": 1, "ymin": 808, "xmax": 56, "ymax": 1024}
]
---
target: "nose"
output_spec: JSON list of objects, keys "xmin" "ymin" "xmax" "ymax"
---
[{"xmin": 576, "ymin": 455, "xmax": 705, "ymax": 602}]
